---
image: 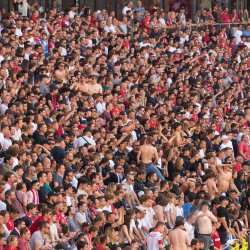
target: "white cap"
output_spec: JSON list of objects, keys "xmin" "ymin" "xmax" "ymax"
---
[
  {"xmin": 203, "ymin": 115, "xmax": 209, "ymax": 119},
  {"xmin": 221, "ymin": 135, "xmax": 230, "ymax": 141}
]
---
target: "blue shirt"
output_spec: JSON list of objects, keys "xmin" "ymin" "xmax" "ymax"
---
[
  {"xmin": 38, "ymin": 40, "xmax": 49, "ymax": 57},
  {"xmin": 182, "ymin": 203, "xmax": 192, "ymax": 218},
  {"xmin": 135, "ymin": 7, "xmax": 146, "ymax": 21},
  {"xmin": 43, "ymin": 183, "xmax": 52, "ymax": 195},
  {"xmin": 243, "ymin": 30, "xmax": 250, "ymax": 37}
]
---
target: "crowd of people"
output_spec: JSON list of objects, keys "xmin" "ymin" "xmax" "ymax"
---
[{"xmin": 0, "ymin": 1, "xmax": 249, "ymax": 250}]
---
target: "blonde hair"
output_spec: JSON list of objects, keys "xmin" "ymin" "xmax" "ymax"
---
[
  {"xmin": 175, "ymin": 157, "xmax": 183, "ymax": 170},
  {"xmin": 105, "ymin": 227, "xmax": 116, "ymax": 244},
  {"xmin": 106, "ymin": 182, "xmax": 116, "ymax": 194},
  {"xmin": 7, "ymin": 235, "xmax": 18, "ymax": 246}
]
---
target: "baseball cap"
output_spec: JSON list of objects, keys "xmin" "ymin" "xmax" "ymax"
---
[
  {"xmin": 26, "ymin": 110, "xmax": 36, "ymax": 117},
  {"xmin": 65, "ymin": 166, "xmax": 76, "ymax": 172},
  {"xmin": 221, "ymin": 135, "xmax": 230, "ymax": 141},
  {"xmin": 219, "ymin": 196, "xmax": 229, "ymax": 202},
  {"xmin": 1, "ymin": 95, "xmax": 7, "ymax": 101},
  {"xmin": 196, "ymin": 194, "xmax": 204, "ymax": 200},
  {"xmin": 55, "ymin": 243, "xmax": 67, "ymax": 250},
  {"xmin": 48, "ymin": 191, "xmax": 59, "ymax": 198},
  {"xmin": 103, "ymin": 85, "xmax": 112, "ymax": 91},
  {"xmin": 77, "ymin": 124, "xmax": 85, "ymax": 130},
  {"xmin": 180, "ymin": 6, "xmax": 185, "ymax": 9},
  {"xmin": 33, "ymin": 91, "xmax": 41, "ymax": 95},
  {"xmin": 50, "ymin": 85, "xmax": 58, "ymax": 92},
  {"xmin": 189, "ymin": 117, "xmax": 197, "ymax": 122},
  {"xmin": 40, "ymin": 139, "xmax": 52, "ymax": 145},
  {"xmin": 71, "ymin": 3, "xmax": 77, "ymax": 7},
  {"xmin": 201, "ymin": 201, "xmax": 210, "ymax": 207},
  {"xmin": 40, "ymin": 19, "xmax": 47, "ymax": 23}
]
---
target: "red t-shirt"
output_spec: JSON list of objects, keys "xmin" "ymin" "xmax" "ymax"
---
[
  {"xmin": 110, "ymin": 108, "xmax": 120, "ymax": 118},
  {"xmin": 149, "ymin": 7, "xmax": 156, "ymax": 15},
  {"xmin": 212, "ymin": 230, "xmax": 220, "ymax": 249},
  {"xmin": 149, "ymin": 119, "xmax": 156, "ymax": 128},
  {"xmin": 56, "ymin": 212, "xmax": 67, "ymax": 224},
  {"xmin": 234, "ymin": 163, "xmax": 242, "ymax": 172},
  {"xmin": 120, "ymin": 89, "xmax": 128, "ymax": 98},
  {"xmin": 31, "ymin": 16, "xmax": 38, "ymax": 23},
  {"xmin": 238, "ymin": 142, "xmax": 250, "ymax": 160},
  {"xmin": 220, "ymin": 13, "xmax": 230, "ymax": 28},
  {"xmin": 141, "ymin": 17, "xmax": 151, "ymax": 34},
  {"xmin": 96, "ymin": 244, "xmax": 103, "ymax": 250},
  {"xmin": 6, "ymin": 219, "xmax": 14, "ymax": 231},
  {"xmin": 215, "ymin": 124, "xmax": 221, "ymax": 133},
  {"xmin": 29, "ymin": 216, "xmax": 45, "ymax": 235},
  {"xmin": 56, "ymin": 125, "xmax": 63, "ymax": 137}
]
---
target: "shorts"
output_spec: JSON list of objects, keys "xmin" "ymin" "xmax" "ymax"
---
[{"xmin": 218, "ymin": 231, "xmax": 228, "ymax": 245}]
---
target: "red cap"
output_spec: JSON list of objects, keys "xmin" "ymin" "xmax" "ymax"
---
[{"xmin": 77, "ymin": 124, "xmax": 85, "ymax": 130}]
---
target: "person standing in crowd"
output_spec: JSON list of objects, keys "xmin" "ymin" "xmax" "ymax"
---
[{"xmin": 0, "ymin": 2, "xmax": 247, "ymax": 250}]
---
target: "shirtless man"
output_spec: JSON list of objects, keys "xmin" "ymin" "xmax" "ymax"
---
[
  {"xmin": 196, "ymin": 201, "xmax": 217, "ymax": 250},
  {"xmin": 171, "ymin": 122, "xmax": 185, "ymax": 146},
  {"xmin": 217, "ymin": 164, "xmax": 240, "ymax": 196},
  {"xmin": 153, "ymin": 197, "xmax": 169, "ymax": 225},
  {"xmin": 55, "ymin": 63, "xmax": 68, "ymax": 83},
  {"xmin": 89, "ymin": 75, "xmax": 102, "ymax": 94},
  {"xmin": 204, "ymin": 172, "xmax": 218, "ymax": 199},
  {"xmin": 137, "ymin": 136, "xmax": 164, "ymax": 180},
  {"xmin": 168, "ymin": 220, "xmax": 190, "ymax": 250},
  {"xmin": 76, "ymin": 74, "xmax": 92, "ymax": 96}
]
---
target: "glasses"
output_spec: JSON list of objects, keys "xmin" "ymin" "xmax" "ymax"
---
[{"xmin": 191, "ymin": 175, "xmax": 197, "ymax": 177}]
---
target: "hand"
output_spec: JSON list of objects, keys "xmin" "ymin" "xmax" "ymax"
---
[{"xmin": 227, "ymin": 229, "xmax": 230, "ymax": 235}]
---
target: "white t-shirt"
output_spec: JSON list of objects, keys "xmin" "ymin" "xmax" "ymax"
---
[
  {"xmin": 184, "ymin": 222, "xmax": 194, "ymax": 241},
  {"xmin": 122, "ymin": 6, "xmax": 131, "ymax": 15},
  {"xmin": 176, "ymin": 206, "xmax": 184, "ymax": 217},
  {"xmin": 147, "ymin": 229, "xmax": 163, "ymax": 250},
  {"xmin": 69, "ymin": 11, "xmax": 76, "ymax": 20},
  {"xmin": 234, "ymin": 30, "xmax": 242, "ymax": 45},
  {"xmin": 103, "ymin": 205, "xmax": 112, "ymax": 212},
  {"xmin": 16, "ymin": 28, "xmax": 23, "ymax": 37},
  {"xmin": 74, "ymin": 212, "xmax": 86, "ymax": 232},
  {"xmin": 75, "ymin": 136, "xmax": 96, "ymax": 148},
  {"xmin": 216, "ymin": 158, "xmax": 222, "ymax": 165}
]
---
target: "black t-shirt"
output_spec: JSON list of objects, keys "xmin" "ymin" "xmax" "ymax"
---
[
  {"xmin": 217, "ymin": 206, "xmax": 229, "ymax": 232},
  {"xmin": 113, "ymin": 201, "xmax": 122, "ymax": 209},
  {"xmin": 4, "ymin": 200, "xmax": 12, "ymax": 211},
  {"xmin": 33, "ymin": 133, "xmax": 46, "ymax": 145},
  {"xmin": 38, "ymin": 186, "xmax": 46, "ymax": 203},
  {"xmin": 203, "ymin": 137, "xmax": 212, "ymax": 150},
  {"xmin": 246, "ymin": 189, "xmax": 250, "ymax": 210},
  {"xmin": 104, "ymin": 222, "xmax": 119, "ymax": 231},
  {"xmin": 51, "ymin": 146, "xmax": 65, "ymax": 164},
  {"xmin": 170, "ymin": 183, "xmax": 179, "ymax": 194},
  {"xmin": 46, "ymin": 202, "xmax": 55, "ymax": 209}
]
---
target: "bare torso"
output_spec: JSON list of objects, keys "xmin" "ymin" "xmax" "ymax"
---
[
  {"xmin": 205, "ymin": 179, "xmax": 217, "ymax": 199},
  {"xmin": 140, "ymin": 144, "xmax": 156, "ymax": 164},
  {"xmin": 78, "ymin": 82, "xmax": 91, "ymax": 94},
  {"xmin": 169, "ymin": 229, "xmax": 189, "ymax": 250},
  {"xmin": 90, "ymin": 83, "xmax": 102, "ymax": 94},
  {"xmin": 217, "ymin": 169, "xmax": 232, "ymax": 193},
  {"xmin": 55, "ymin": 69, "xmax": 67, "ymax": 83},
  {"xmin": 153, "ymin": 205, "xmax": 164, "ymax": 225},
  {"xmin": 172, "ymin": 131, "xmax": 181, "ymax": 146},
  {"xmin": 197, "ymin": 211, "xmax": 213, "ymax": 234}
]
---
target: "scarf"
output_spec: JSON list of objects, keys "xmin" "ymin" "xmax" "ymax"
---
[
  {"xmin": 87, "ymin": 233, "xmax": 92, "ymax": 249},
  {"xmin": 50, "ymin": 92, "xmax": 59, "ymax": 110},
  {"xmin": 30, "ymin": 189, "xmax": 39, "ymax": 204}
]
